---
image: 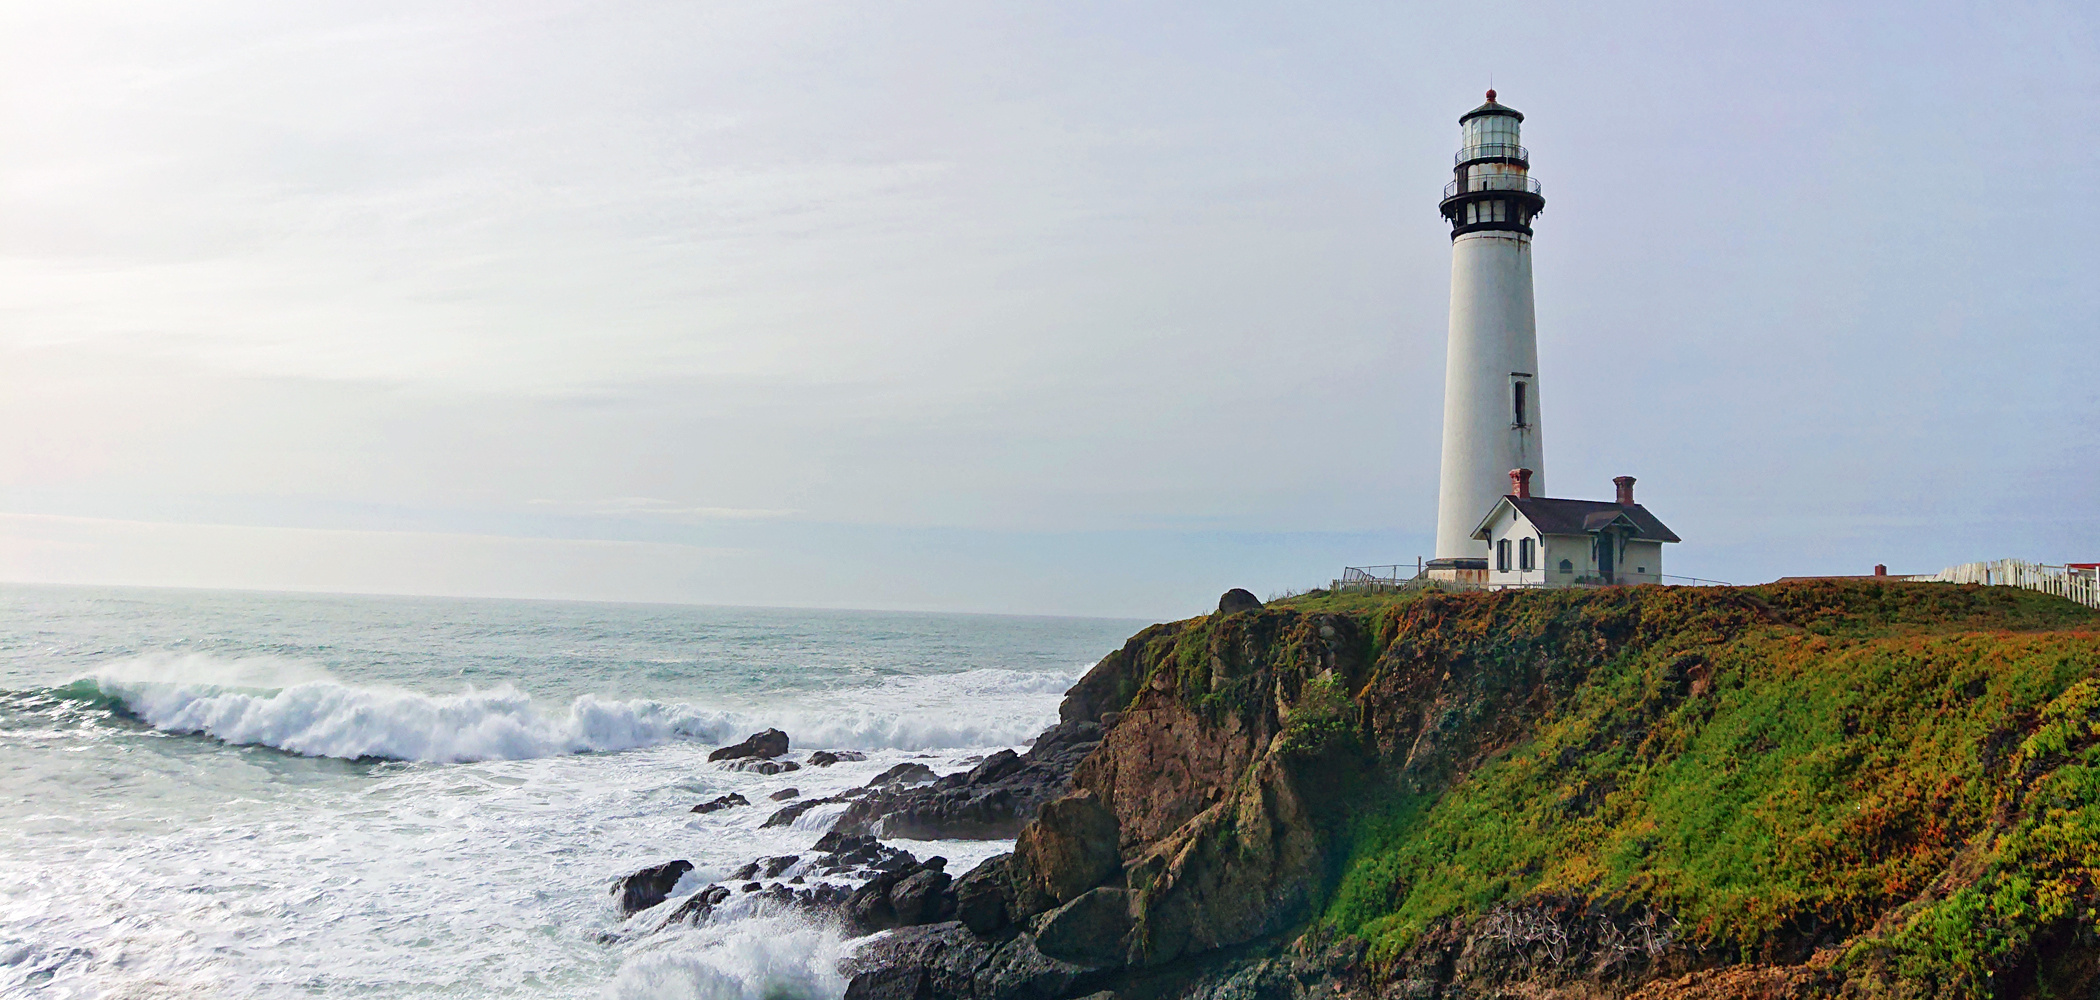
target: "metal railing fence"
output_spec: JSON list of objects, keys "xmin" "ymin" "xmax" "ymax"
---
[
  {"xmin": 1910, "ymin": 558, "xmax": 2100, "ymax": 609},
  {"xmin": 1443, "ymin": 174, "xmax": 1544, "ymax": 200}
]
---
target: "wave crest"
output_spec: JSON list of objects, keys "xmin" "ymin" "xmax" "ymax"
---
[{"xmin": 70, "ymin": 655, "xmax": 1087, "ymax": 763}]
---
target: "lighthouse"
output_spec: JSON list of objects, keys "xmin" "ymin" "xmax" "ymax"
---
[{"xmin": 1429, "ymin": 91, "xmax": 1547, "ymax": 576}]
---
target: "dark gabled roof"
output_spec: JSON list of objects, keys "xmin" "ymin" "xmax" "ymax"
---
[{"xmin": 1471, "ymin": 496, "xmax": 1681, "ymax": 543}]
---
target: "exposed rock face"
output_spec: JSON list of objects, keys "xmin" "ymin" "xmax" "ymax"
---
[
  {"xmin": 1010, "ymin": 790, "xmax": 1119, "ymax": 912},
  {"xmin": 810, "ymin": 749, "xmax": 868, "ymax": 766},
  {"xmin": 682, "ymin": 584, "xmax": 2100, "ymax": 1000},
  {"xmin": 691, "ymin": 793, "xmax": 749, "ymax": 814},
  {"xmin": 841, "ymin": 923, "xmax": 1098, "ymax": 1000},
  {"xmin": 613, "ymin": 860, "xmax": 693, "ymax": 916},
  {"xmin": 769, "ymin": 787, "xmax": 800, "ymax": 801},
  {"xmin": 708, "ymin": 728, "xmax": 790, "ymax": 762},
  {"xmin": 827, "ymin": 722, "xmax": 1103, "ymax": 840}
]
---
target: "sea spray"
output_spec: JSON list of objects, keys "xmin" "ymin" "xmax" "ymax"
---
[{"xmin": 606, "ymin": 912, "xmax": 857, "ymax": 1000}]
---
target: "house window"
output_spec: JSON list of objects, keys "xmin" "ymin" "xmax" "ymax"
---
[
  {"xmin": 1496, "ymin": 539, "xmax": 1511, "ymax": 572},
  {"xmin": 1559, "ymin": 559, "xmax": 1573, "ymax": 573},
  {"xmin": 1520, "ymin": 538, "xmax": 1535, "ymax": 571},
  {"xmin": 1512, "ymin": 381, "xmax": 1529, "ymax": 427}
]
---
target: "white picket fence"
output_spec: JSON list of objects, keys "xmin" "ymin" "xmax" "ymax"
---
[{"xmin": 1910, "ymin": 559, "xmax": 2100, "ymax": 609}]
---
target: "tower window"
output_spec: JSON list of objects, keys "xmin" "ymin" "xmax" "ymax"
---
[
  {"xmin": 1512, "ymin": 381, "xmax": 1529, "ymax": 427},
  {"xmin": 1520, "ymin": 538, "xmax": 1535, "ymax": 571},
  {"xmin": 1559, "ymin": 559, "xmax": 1573, "ymax": 573}
]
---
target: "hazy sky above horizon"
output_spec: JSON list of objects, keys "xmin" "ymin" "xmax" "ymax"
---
[{"xmin": 2, "ymin": 1, "xmax": 2095, "ymax": 618}]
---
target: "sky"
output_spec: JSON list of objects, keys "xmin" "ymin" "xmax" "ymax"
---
[{"xmin": 0, "ymin": 1, "xmax": 2094, "ymax": 619}]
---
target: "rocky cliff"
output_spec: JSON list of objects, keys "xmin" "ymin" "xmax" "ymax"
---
[{"xmin": 849, "ymin": 580, "xmax": 2100, "ymax": 1000}]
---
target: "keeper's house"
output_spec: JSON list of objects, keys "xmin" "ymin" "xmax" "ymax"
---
[{"xmin": 1472, "ymin": 470, "xmax": 1680, "ymax": 588}]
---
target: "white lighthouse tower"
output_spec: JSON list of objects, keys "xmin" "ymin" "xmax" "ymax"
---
[{"xmin": 1429, "ymin": 91, "xmax": 1547, "ymax": 577}]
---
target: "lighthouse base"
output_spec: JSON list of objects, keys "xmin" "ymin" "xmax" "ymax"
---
[{"xmin": 1424, "ymin": 557, "xmax": 1488, "ymax": 585}]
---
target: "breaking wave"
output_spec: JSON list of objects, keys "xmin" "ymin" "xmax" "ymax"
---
[{"xmin": 58, "ymin": 653, "xmax": 1086, "ymax": 763}]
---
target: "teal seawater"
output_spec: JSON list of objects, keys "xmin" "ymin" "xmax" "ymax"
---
[{"xmin": 0, "ymin": 584, "xmax": 1145, "ymax": 999}]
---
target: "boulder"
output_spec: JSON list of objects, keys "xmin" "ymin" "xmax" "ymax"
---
[
  {"xmin": 1012, "ymin": 791, "xmax": 1121, "ymax": 912},
  {"xmin": 692, "ymin": 793, "xmax": 750, "ymax": 814},
  {"xmin": 1216, "ymin": 588, "xmax": 1262, "ymax": 615},
  {"xmin": 869, "ymin": 762, "xmax": 938, "ymax": 786},
  {"xmin": 810, "ymin": 749, "xmax": 869, "ymax": 766},
  {"xmin": 727, "ymin": 758, "xmax": 800, "ymax": 774},
  {"xmin": 663, "ymin": 883, "xmax": 734, "ymax": 924},
  {"xmin": 709, "ymin": 728, "xmax": 790, "ymax": 762},
  {"xmin": 770, "ymin": 788, "xmax": 800, "ymax": 801},
  {"xmin": 1033, "ymin": 888, "xmax": 1133, "ymax": 969},
  {"xmin": 763, "ymin": 796, "xmax": 845, "ymax": 828},
  {"xmin": 613, "ymin": 859, "xmax": 693, "ymax": 916},
  {"xmin": 953, "ymin": 854, "xmax": 1015, "ymax": 935},
  {"xmin": 826, "ymin": 722, "xmax": 1103, "ymax": 841},
  {"xmin": 842, "ymin": 922, "xmax": 1093, "ymax": 1000},
  {"xmin": 890, "ymin": 868, "xmax": 956, "ymax": 925}
]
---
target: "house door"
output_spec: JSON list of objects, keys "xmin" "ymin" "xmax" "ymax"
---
[{"xmin": 1596, "ymin": 532, "xmax": 1614, "ymax": 581}]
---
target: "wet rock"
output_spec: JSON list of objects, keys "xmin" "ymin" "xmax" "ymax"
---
[
  {"xmin": 664, "ymin": 883, "xmax": 733, "ymax": 923},
  {"xmin": 842, "ymin": 922, "xmax": 1095, "ymax": 1000},
  {"xmin": 1033, "ymin": 887, "xmax": 1132, "ymax": 969},
  {"xmin": 827, "ymin": 722, "xmax": 1103, "ymax": 841},
  {"xmin": 810, "ymin": 750, "xmax": 868, "ymax": 766},
  {"xmin": 844, "ymin": 966, "xmax": 931, "ymax": 1000},
  {"xmin": 890, "ymin": 869, "xmax": 956, "ymax": 926},
  {"xmin": 770, "ymin": 788, "xmax": 800, "ymax": 801},
  {"xmin": 763, "ymin": 796, "xmax": 846, "ymax": 828},
  {"xmin": 709, "ymin": 728, "xmax": 790, "ymax": 762},
  {"xmin": 614, "ymin": 860, "xmax": 693, "ymax": 916},
  {"xmin": 869, "ymin": 762, "xmax": 939, "ymax": 787},
  {"xmin": 728, "ymin": 758, "xmax": 800, "ymax": 774},
  {"xmin": 953, "ymin": 855, "xmax": 1014, "ymax": 935},
  {"xmin": 691, "ymin": 793, "xmax": 750, "ymax": 814}
]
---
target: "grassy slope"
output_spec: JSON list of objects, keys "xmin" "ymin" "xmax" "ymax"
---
[{"xmin": 1265, "ymin": 582, "xmax": 2100, "ymax": 995}]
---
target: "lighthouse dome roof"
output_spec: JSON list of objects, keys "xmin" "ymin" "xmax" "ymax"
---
[{"xmin": 1459, "ymin": 90, "xmax": 1524, "ymax": 124}]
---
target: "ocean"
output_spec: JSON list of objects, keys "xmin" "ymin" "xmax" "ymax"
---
[{"xmin": 0, "ymin": 584, "xmax": 1145, "ymax": 999}]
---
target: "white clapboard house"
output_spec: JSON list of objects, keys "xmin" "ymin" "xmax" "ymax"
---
[{"xmin": 1471, "ymin": 470, "xmax": 1680, "ymax": 588}]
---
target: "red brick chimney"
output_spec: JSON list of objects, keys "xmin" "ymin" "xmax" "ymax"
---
[
  {"xmin": 1874, "ymin": 564, "xmax": 1888, "ymax": 576},
  {"xmin": 1613, "ymin": 476, "xmax": 1636, "ymax": 506},
  {"xmin": 1510, "ymin": 468, "xmax": 1533, "ymax": 499}
]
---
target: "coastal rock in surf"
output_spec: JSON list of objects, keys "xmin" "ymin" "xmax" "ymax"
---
[
  {"xmin": 708, "ymin": 728, "xmax": 790, "ymax": 762},
  {"xmin": 869, "ymin": 762, "xmax": 938, "ymax": 787},
  {"xmin": 727, "ymin": 758, "xmax": 800, "ymax": 774},
  {"xmin": 613, "ymin": 859, "xmax": 693, "ymax": 916},
  {"xmin": 762, "ymin": 795, "xmax": 845, "ymax": 828},
  {"xmin": 769, "ymin": 787, "xmax": 800, "ymax": 801},
  {"xmin": 841, "ymin": 922, "xmax": 1093, "ymax": 1000},
  {"xmin": 1217, "ymin": 588, "xmax": 1263, "ymax": 615},
  {"xmin": 826, "ymin": 720, "xmax": 1102, "ymax": 840},
  {"xmin": 692, "ymin": 793, "xmax": 750, "ymax": 814},
  {"xmin": 810, "ymin": 749, "xmax": 868, "ymax": 766}
]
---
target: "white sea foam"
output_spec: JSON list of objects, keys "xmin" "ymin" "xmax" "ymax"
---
[
  {"xmin": 607, "ymin": 913, "xmax": 856, "ymax": 1000},
  {"xmin": 80, "ymin": 654, "xmax": 1089, "ymax": 762},
  {"xmin": 88, "ymin": 655, "xmax": 739, "ymax": 762}
]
